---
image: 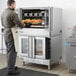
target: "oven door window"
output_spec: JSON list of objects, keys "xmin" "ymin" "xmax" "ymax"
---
[
  {"xmin": 34, "ymin": 37, "xmax": 46, "ymax": 59},
  {"xmin": 21, "ymin": 38, "xmax": 29, "ymax": 54},
  {"xmin": 35, "ymin": 39, "xmax": 43, "ymax": 55},
  {"xmin": 21, "ymin": 9, "xmax": 49, "ymax": 28}
]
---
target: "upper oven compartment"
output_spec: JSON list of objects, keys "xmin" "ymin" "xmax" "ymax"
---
[{"xmin": 20, "ymin": 8, "xmax": 49, "ymax": 28}]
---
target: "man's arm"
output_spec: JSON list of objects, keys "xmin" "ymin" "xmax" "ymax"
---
[{"xmin": 12, "ymin": 12, "xmax": 24, "ymax": 28}]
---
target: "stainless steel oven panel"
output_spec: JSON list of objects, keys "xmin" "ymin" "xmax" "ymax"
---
[
  {"xmin": 18, "ymin": 28, "xmax": 50, "ymax": 37},
  {"xmin": 20, "ymin": 7, "xmax": 50, "ymax": 10},
  {"xmin": 29, "ymin": 37, "xmax": 33, "ymax": 58},
  {"xmin": 51, "ymin": 7, "xmax": 62, "ymax": 36}
]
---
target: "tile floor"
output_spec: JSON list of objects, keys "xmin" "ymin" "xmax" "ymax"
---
[{"xmin": 0, "ymin": 54, "xmax": 76, "ymax": 76}]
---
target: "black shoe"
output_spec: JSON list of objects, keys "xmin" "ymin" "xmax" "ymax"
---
[
  {"xmin": 7, "ymin": 69, "xmax": 20, "ymax": 75},
  {"xmin": 7, "ymin": 66, "xmax": 19, "ymax": 70}
]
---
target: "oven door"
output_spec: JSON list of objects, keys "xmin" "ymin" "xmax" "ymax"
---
[
  {"xmin": 33, "ymin": 37, "xmax": 46, "ymax": 59},
  {"xmin": 19, "ymin": 36, "xmax": 29, "ymax": 57},
  {"xmin": 21, "ymin": 8, "xmax": 49, "ymax": 28}
]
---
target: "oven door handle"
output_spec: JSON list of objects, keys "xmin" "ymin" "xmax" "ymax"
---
[
  {"xmin": 70, "ymin": 44, "xmax": 76, "ymax": 47},
  {"xmin": 32, "ymin": 37, "xmax": 35, "ymax": 58}
]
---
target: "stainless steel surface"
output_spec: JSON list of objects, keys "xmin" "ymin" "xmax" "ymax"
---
[
  {"xmin": 51, "ymin": 7, "xmax": 62, "ymax": 36},
  {"xmin": 51, "ymin": 35, "xmax": 62, "ymax": 64},
  {"xmin": 66, "ymin": 38, "xmax": 76, "ymax": 71},
  {"xmin": 17, "ymin": 7, "xmax": 62, "ymax": 69}
]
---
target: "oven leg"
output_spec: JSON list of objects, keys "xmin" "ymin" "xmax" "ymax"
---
[
  {"xmin": 48, "ymin": 60, "xmax": 51, "ymax": 70},
  {"xmin": 48, "ymin": 64, "xmax": 51, "ymax": 70},
  {"xmin": 23, "ymin": 61, "xmax": 26, "ymax": 66}
]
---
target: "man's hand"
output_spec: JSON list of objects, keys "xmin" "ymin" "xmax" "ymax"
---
[{"xmin": 25, "ymin": 23, "xmax": 32, "ymax": 28}]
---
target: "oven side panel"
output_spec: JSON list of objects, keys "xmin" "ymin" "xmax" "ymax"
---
[
  {"xmin": 51, "ymin": 7, "xmax": 62, "ymax": 36},
  {"xmin": 50, "ymin": 35, "xmax": 62, "ymax": 64}
]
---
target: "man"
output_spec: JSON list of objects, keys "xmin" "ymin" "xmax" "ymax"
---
[{"xmin": 1, "ymin": 0, "xmax": 24, "ymax": 75}]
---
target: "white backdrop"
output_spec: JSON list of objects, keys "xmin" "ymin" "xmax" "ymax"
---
[{"xmin": 0, "ymin": 0, "xmax": 76, "ymax": 62}]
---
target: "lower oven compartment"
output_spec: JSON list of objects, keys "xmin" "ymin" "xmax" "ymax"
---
[
  {"xmin": 18, "ymin": 34, "xmax": 62, "ymax": 69},
  {"xmin": 19, "ymin": 36, "xmax": 50, "ymax": 59}
]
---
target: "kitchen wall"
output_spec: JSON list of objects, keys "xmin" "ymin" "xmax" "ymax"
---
[
  {"xmin": 0, "ymin": 0, "xmax": 7, "ymax": 54},
  {"xmin": 0, "ymin": 0, "xmax": 76, "ymax": 62}
]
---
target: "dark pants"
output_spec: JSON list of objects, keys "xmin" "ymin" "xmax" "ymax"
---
[{"xmin": 5, "ymin": 40, "xmax": 17, "ymax": 71}]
